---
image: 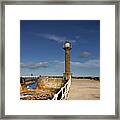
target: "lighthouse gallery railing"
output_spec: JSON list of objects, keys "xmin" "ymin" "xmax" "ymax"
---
[{"xmin": 52, "ymin": 79, "xmax": 71, "ymax": 100}]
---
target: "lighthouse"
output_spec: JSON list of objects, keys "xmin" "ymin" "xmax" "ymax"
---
[{"xmin": 63, "ymin": 41, "xmax": 72, "ymax": 81}]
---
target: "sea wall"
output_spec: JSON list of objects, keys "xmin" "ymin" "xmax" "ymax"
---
[{"xmin": 39, "ymin": 77, "xmax": 64, "ymax": 89}]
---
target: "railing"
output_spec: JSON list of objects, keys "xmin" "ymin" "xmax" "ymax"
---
[
  {"xmin": 52, "ymin": 79, "xmax": 71, "ymax": 100},
  {"xmin": 21, "ymin": 76, "xmax": 39, "ymax": 78}
]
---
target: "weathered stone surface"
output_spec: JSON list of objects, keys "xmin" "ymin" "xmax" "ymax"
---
[
  {"xmin": 67, "ymin": 79, "xmax": 100, "ymax": 100},
  {"xmin": 20, "ymin": 77, "xmax": 64, "ymax": 100}
]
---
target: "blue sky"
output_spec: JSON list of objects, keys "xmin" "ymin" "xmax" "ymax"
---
[{"xmin": 20, "ymin": 20, "xmax": 100, "ymax": 77}]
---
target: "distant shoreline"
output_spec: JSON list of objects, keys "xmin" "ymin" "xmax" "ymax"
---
[{"xmin": 20, "ymin": 75, "xmax": 100, "ymax": 81}]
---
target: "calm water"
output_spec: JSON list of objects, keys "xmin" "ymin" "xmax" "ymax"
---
[{"xmin": 26, "ymin": 82, "xmax": 37, "ymax": 89}]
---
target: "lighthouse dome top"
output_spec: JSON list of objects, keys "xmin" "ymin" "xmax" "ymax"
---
[{"xmin": 63, "ymin": 41, "xmax": 72, "ymax": 49}]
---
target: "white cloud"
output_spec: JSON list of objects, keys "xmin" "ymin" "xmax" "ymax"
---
[
  {"xmin": 44, "ymin": 34, "xmax": 65, "ymax": 43},
  {"xmin": 80, "ymin": 51, "xmax": 91, "ymax": 58},
  {"xmin": 51, "ymin": 59, "xmax": 99, "ymax": 69},
  {"xmin": 21, "ymin": 59, "xmax": 99, "ymax": 70},
  {"xmin": 21, "ymin": 62, "xmax": 48, "ymax": 69},
  {"xmin": 32, "ymin": 33, "xmax": 76, "ymax": 43},
  {"xmin": 71, "ymin": 59, "xmax": 99, "ymax": 69},
  {"xmin": 52, "ymin": 60, "xmax": 64, "ymax": 64}
]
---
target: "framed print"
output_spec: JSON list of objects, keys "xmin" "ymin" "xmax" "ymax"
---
[{"xmin": 0, "ymin": 0, "xmax": 119, "ymax": 119}]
